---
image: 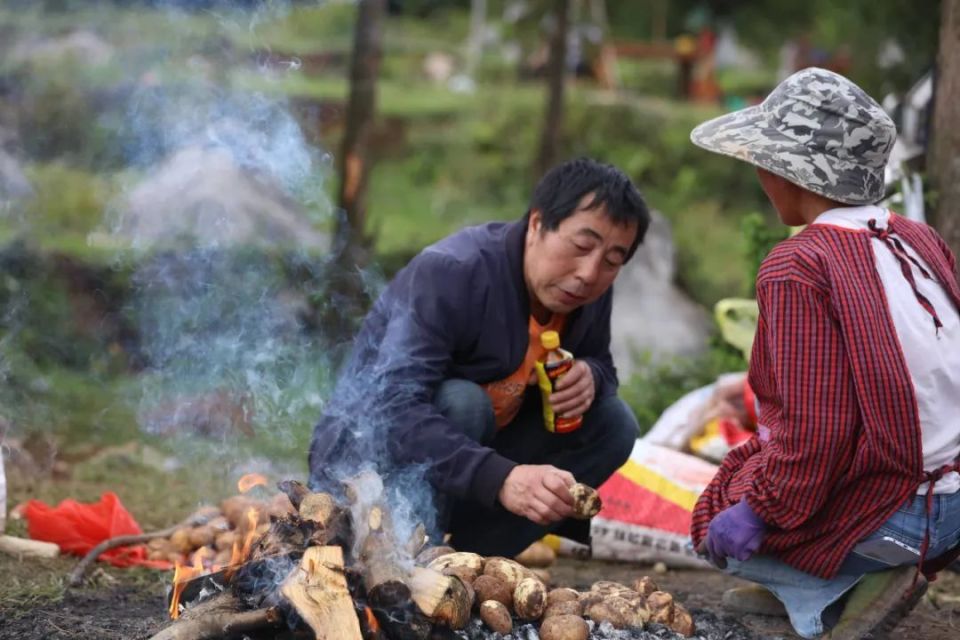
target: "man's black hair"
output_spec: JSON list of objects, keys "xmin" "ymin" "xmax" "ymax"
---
[{"xmin": 527, "ymin": 157, "xmax": 650, "ymax": 261}]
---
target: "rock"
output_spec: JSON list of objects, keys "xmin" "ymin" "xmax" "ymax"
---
[
  {"xmin": 0, "ymin": 150, "xmax": 32, "ymax": 203},
  {"xmin": 10, "ymin": 30, "xmax": 114, "ymax": 67},
  {"xmin": 611, "ymin": 211, "xmax": 711, "ymax": 376},
  {"xmin": 109, "ymin": 146, "xmax": 328, "ymax": 251}
]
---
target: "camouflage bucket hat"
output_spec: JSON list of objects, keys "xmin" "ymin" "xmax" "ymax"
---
[{"xmin": 690, "ymin": 67, "xmax": 896, "ymax": 205}]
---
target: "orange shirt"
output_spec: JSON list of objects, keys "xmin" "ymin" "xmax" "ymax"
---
[{"xmin": 482, "ymin": 314, "xmax": 566, "ymax": 428}]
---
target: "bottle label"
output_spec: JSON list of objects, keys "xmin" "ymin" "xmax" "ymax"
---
[{"xmin": 534, "ymin": 350, "xmax": 584, "ymax": 433}]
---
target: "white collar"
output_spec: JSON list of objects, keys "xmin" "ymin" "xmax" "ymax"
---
[{"xmin": 812, "ymin": 205, "xmax": 889, "ymax": 230}]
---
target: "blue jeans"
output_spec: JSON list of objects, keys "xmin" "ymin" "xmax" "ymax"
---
[
  {"xmin": 435, "ymin": 379, "xmax": 639, "ymax": 557},
  {"xmin": 725, "ymin": 490, "xmax": 960, "ymax": 638}
]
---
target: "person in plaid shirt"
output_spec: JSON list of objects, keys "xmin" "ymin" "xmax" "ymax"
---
[{"xmin": 688, "ymin": 67, "xmax": 960, "ymax": 639}]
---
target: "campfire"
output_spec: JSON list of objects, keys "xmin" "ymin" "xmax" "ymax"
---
[{"xmin": 146, "ymin": 471, "xmax": 696, "ymax": 640}]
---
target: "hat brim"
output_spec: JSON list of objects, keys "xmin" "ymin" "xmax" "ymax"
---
[{"xmin": 690, "ymin": 105, "xmax": 884, "ymax": 205}]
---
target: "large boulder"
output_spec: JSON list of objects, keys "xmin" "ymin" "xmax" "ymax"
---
[
  {"xmin": 611, "ymin": 211, "xmax": 711, "ymax": 377},
  {"xmin": 0, "ymin": 150, "xmax": 32, "ymax": 204},
  {"xmin": 9, "ymin": 29, "xmax": 114, "ymax": 68},
  {"xmin": 110, "ymin": 146, "xmax": 328, "ymax": 251}
]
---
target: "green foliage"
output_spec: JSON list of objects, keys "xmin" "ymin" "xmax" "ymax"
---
[
  {"xmin": 741, "ymin": 211, "xmax": 789, "ymax": 293},
  {"xmin": 23, "ymin": 163, "xmax": 112, "ymax": 237},
  {"xmin": 620, "ymin": 337, "xmax": 748, "ymax": 436}
]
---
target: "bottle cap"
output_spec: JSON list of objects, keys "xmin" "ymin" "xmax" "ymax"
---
[{"xmin": 541, "ymin": 330, "xmax": 560, "ymax": 350}]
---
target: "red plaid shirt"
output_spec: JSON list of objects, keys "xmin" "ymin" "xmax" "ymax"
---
[{"xmin": 691, "ymin": 214, "xmax": 960, "ymax": 579}]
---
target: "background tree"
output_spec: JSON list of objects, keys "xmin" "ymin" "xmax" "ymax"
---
[
  {"xmin": 929, "ymin": 0, "xmax": 960, "ymax": 266},
  {"xmin": 336, "ymin": 0, "xmax": 387, "ymax": 271},
  {"xmin": 534, "ymin": 0, "xmax": 570, "ymax": 177}
]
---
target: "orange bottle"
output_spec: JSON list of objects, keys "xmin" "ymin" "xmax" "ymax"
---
[{"xmin": 535, "ymin": 330, "xmax": 583, "ymax": 433}]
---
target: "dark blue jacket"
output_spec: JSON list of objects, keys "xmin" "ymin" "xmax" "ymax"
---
[{"xmin": 308, "ymin": 219, "xmax": 619, "ymax": 507}]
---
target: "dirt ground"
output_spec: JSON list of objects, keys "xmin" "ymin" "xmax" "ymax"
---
[{"xmin": 1, "ymin": 554, "xmax": 958, "ymax": 640}]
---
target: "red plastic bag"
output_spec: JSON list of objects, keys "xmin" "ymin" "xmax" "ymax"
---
[{"xmin": 23, "ymin": 492, "xmax": 171, "ymax": 569}]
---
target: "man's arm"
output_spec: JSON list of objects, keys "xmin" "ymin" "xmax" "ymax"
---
[
  {"xmin": 366, "ymin": 251, "xmax": 517, "ymax": 508},
  {"xmin": 744, "ymin": 278, "xmax": 860, "ymax": 530}
]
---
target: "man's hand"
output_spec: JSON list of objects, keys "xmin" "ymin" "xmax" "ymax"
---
[
  {"xmin": 548, "ymin": 360, "xmax": 595, "ymax": 419},
  {"xmin": 498, "ymin": 465, "xmax": 576, "ymax": 525},
  {"xmin": 696, "ymin": 499, "xmax": 766, "ymax": 569}
]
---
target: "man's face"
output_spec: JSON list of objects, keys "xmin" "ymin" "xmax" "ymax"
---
[{"xmin": 524, "ymin": 194, "xmax": 639, "ymax": 317}]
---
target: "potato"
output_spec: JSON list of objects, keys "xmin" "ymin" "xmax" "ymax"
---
[
  {"xmin": 147, "ymin": 549, "xmax": 168, "ymax": 561},
  {"xmin": 214, "ymin": 548, "xmax": 232, "ymax": 567},
  {"xmin": 215, "ymin": 530, "xmax": 237, "ymax": 551},
  {"xmin": 604, "ymin": 596, "xmax": 650, "ymax": 628},
  {"xmin": 147, "ymin": 537, "xmax": 168, "ymax": 551},
  {"xmin": 479, "ymin": 600, "xmax": 512, "ymax": 635},
  {"xmin": 206, "ymin": 516, "xmax": 230, "ymax": 532},
  {"xmin": 267, "ymin": 492, "xmax": 296, "ymax": 518},
  {"xmin": 669, "ymin": 604, "xmax": 695, "ymax": 637},
  {"xmin": 415, "ymin": 545, "xmax": 456, "ymax": 566},
  {"xmin": 569, "ymin": 483, "xmax": 602, "ymax": 519},
  {"xmin": 186, "ymin": 505, "xmax": 222, "ymax": 524},
  {"xmin": 169, "ymin": 528, "xmax": 193, "ymax": 554},
  {"xmin": 529, "ymin": 568, "xmax": 552, "ymax": 585},
  {"xmin": 513, "ymin": 577, "xmax": 547, "ymax": 620},
  {"xmin": 514, "ymin": 541, "xmax": 557, "ymax": 568},
  {"xmin": 547, "ymin": 588, "xmax": 580, "ymax": 606},
  {"xmin": 632, "ymin": 576, "xmax": 659, "ymax": 597},
  {"xmin": 427, "ymin": 552, "xmax": 485, "ymax": 583},
  {"xmin": 584, "ymin": 601, "xmax": 627, "ymax": 628},
  {"xmin": 473, "ymin": 575, "xmax": 513, "ymax": 608},
  {"xmin": 483, "ymin": 557, "xmax": 529, "ymax": 592},
  {"xmin": 539, "ymin": 614, "xmax": 589, "ymax": 640},
  {"xmin": 590, "ymin": 580, "xmax": 627, "ymax": 592},
  {"xmin": 188, "ymin": 525, "xmax": 216, "ymax": 549},
  {"xmin": 544, "ymin": 599, "xmax": 583, "ymax": 618},
  {"xmin": 578, "ymin": 590, "xmax": 606, "ymax": 610},
  {"xmin": 646, "ymin": 591, "xmax": 675, "ymax": 624},
  {"xmin": 220, "ymin": 495, "xmax": 254, "ymax": 527},
  {"xmin": 442, "ymin": 565, "xmax": 479, "ymax": 586}
]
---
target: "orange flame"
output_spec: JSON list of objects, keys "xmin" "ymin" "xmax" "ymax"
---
[
  {"xmin": 224, "ymin": 506, "xmax": 261, "ymax": 579},
  {"xmin": 364, "ymin": 606, "xmax": 380, "ymax": 634},
  {"xmin": 169, "ymin": 505, "xmax": 266, "ymax": 617},
  {"xmin": 168, "ymin": 551, "xmax": 206, "ymax": 619},
  {"xmin": 237, "ymin": 472, "xmax": 268, "ymax": 494}
]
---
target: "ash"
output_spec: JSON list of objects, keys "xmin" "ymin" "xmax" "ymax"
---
[{"xmin": 452, "ymin": 610, "xmax": 757, "ymax": 640}]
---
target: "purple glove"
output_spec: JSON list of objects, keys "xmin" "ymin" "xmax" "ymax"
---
[{"xmin": 704, "ymin": 499, "xmax": 766, "ymax": 567}]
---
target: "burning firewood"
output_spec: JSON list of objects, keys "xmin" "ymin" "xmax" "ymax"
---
[
  {"xmin": 280, "ymin": 545, "xmax": 363, "ymax": 640},
  {"xmin": 147, "ymin": 593, "xmax": 281, "ymax": 640},
  {"xmin": 146, "ymin": 475, "xmax": 700, "ymax": 640},
  {"xmin": 409, "ymin": 566, "xmax": 472, "ymax": 629}
]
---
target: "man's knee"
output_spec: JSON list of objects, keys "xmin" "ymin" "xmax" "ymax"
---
[
  {"xmin": 587, "ymin": 395, "xmax": 639, "ymax": 464},
  {"xmin": 434, "ymin": 379, "xmax": 496, "ymax": 445}
]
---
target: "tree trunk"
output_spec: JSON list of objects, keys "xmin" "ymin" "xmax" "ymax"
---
[
  {"xmin": 929, "ymin": 0, "xmax": 960, "ymax": 267},
  {"xmin": 534, "ymin": 0, "xmax": 570, "ymax": 178},
  {"xmin": 336, "ymin": 0, "xmax": 386, "ymax": 270},
  {"xmin": 464, "ymin": 0, "xmax": 487, "ymax": 81}
]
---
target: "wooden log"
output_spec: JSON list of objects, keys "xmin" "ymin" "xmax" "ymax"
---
[
  {"xmin": 299, "ymin": 492, "xmax": 339, "ymax": 525},
  {"xmin": 360, "ymin": 506, "xmax": 407, "ymax": 597},
  {"xmin": 69, "ymin": 524, "xmax": 189, "ymax": 586},
  {"xmin": 405, "ymin": 523, "xmax": 427, "ymax": 558},
  {"xmin": 409, "ymin": 566, "xmax": 471, "ymax": 629},
  {"xmin": 0, "ymin": 535, "xmax": 59, "ymax": 559},
  {"xmin": 149, "ymin": 590, "xmax": 281, "ymax": 640},
  {"xmin": 280, "ymin": 545, "xmax": 363, "ymax": 640},
  {"xmin": 277, "ymin": 479, "xmax": 311, "ymax": 510}
]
